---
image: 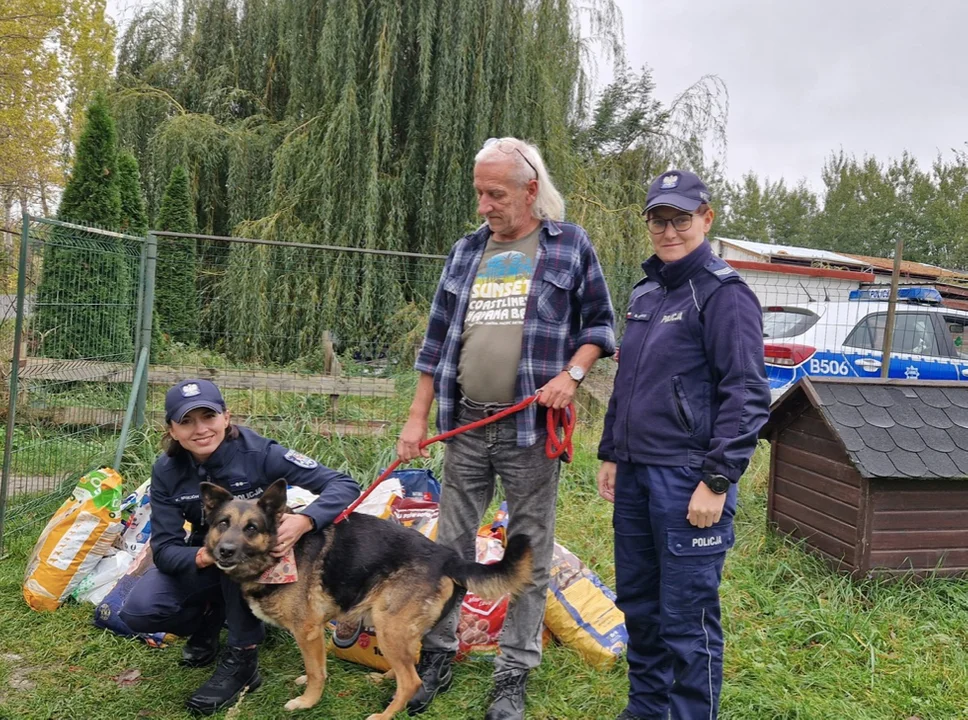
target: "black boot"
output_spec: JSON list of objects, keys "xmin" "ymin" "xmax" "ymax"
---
[
  {"xmin": 185, "ymin": 646, "xmax": 262, "ymax": 715},
  {"xmin": 484, "ymin": 669, "xmax": 528, "ymax": 720},
  {"xmin": 615, "ymin": 711, "xmax": 647, "ymax": 720},
  {"xmin": 180, "ymin": 609, "xmax": 223, "ymax": 668},
  {"xmin": 406, "ymin": 650, "xmax": 455, "ymax": 716}
]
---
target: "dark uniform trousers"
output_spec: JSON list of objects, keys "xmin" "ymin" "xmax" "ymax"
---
[
  {"xmin": 613, "ymin": 462, "xmax": 738, "ymax": 720},
  {"xmin": 119, "ymin": 565, "xmax": 265, "ymax": 648}
]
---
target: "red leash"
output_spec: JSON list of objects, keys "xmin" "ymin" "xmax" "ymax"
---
[{"xmin": 333, "ymin": 393, "xmax": 575, "ymax": 524}]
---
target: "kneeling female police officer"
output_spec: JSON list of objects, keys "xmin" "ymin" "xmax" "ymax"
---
[{"xmin": 119, "ymin": 379, "xmax": 360, "ymax": 715}]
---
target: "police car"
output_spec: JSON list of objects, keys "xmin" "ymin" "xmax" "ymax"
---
[{"xmin": 764, "ymin": 286, "xmax": 968, "ymax": 401}]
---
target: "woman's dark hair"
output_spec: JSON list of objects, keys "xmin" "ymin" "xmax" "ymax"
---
[{"xmin": 163, "ymin": 423, "xmax": 239, "ymax": 457}]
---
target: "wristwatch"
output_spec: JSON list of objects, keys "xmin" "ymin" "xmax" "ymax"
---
[
  {"xmin": 702, "ymin": 473, "xmax": 730, "ymax": 495},
  {"xmin": 565, "ymin": 365, "xmax": 585, "ymax": 384}
]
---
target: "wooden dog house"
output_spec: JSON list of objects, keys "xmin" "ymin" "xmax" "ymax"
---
[{"xmin": 763, "ymin": 377, "xmax": 968, "ymax": 578}]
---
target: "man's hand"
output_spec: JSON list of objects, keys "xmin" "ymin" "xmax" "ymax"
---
[
  {"xmin": 272, "ymin": 513, "xmax": 314, "ymax": 558},
  {"xmin": 597, "ymin": 461, "xmax": 616, "ymax": 503},
  {"xmin": 195, "ymin": 546, "xmax": 215, "ymax": 569},
  {"xmin": 687, "ymin": 481, "xmax": 728, "ymax": 528},
  {"xmin": 396, "ymin": 417, "xmax": 430, "ymax": 462},
  {"xmin": 537, "ymin": 371, "xmax": 578, "ymax": 409}
]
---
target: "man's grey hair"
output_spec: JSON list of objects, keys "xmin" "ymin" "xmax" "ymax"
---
[{"xmin": 475, "ymin": 137, "xmax": 565, "ymax": 222}]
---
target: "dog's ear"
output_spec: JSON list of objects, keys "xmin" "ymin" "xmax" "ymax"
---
[
  {"xmin": 200, "ymin": 481, "xmax": 234, "ymax": 522},
  {"xmin": 258, "ymin": 478, "xmax": 288, "ymax": 521}
]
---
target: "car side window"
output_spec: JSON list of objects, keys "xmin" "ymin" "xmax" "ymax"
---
[
  {"xmin": 844, "ymin": 312, "xmax": 940, "ymax": 356},
  {"xmin": 844, "ymin": 314, "xmax": 887, "ymax": 351},
  {"xmin": 893, "ymin": 313, "xmax": 940, "ymax": 355},
  {"xmin": 944, "ymin": 315, "xmax": 968, "ymax": 358}
]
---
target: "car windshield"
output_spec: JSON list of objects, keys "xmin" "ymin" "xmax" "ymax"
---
[{"xmin": 762, "ymin": 307, "xmax": 820, "ymax": 339}]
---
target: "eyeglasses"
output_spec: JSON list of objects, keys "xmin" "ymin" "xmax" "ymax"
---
[
  {"xmin": 646, "ymin": 213, "xmax": 698, "ymax": 234},
  {"xmin": 483, "ymin": 137, "xmax": 538, "ymax": 179}
]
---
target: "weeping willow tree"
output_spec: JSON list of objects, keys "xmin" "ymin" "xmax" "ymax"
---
[
  {"xmin": 567, "ymin": 69, "xmax": 730, "ymax": 320},
  {"xmin": 113, "ymin": 0, "xmax": 724, "ymax": 361}
]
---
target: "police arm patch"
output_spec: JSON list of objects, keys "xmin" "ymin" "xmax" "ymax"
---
[{"xmin": 284, "ymin": 449, "xmax": 318, "ymax": 469}]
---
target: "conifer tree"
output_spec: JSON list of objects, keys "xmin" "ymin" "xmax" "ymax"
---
[
  {"xmin": 35, "ymin": 93, "xmax": 134, "ymax": 359},
  {"xmin": 154, "ymin": 165, "xmax": 199, "ymax": 345}
]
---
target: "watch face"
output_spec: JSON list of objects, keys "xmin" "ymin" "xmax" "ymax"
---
[
  {"xmin": 706, "ymin": 474, "xmax": 730, "ymax": 493},
  {"xmin": 568, "ymin": 366, "xmax": 584, "ymax": 381}
]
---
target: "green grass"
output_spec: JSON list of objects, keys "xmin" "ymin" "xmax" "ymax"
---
[{"xmin": 3, "ymin": 394, "xmax": 968, "ymax": 718}]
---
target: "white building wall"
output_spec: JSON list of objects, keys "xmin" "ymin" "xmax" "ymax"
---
[{"xmin": 734, "ymin": 269, "xmax": 861, "ymax": 307}]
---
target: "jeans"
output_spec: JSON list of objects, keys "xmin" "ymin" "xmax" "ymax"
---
[{"xmin": 421, "ymin": 397, "xmax": 560, "ymax": 674}]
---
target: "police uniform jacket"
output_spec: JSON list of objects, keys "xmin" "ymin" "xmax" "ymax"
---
[
  {"xmin": 149, "ymin": 426, "xmax": 361, "ymax": 575},
  {"xmin": 598, "ymin": 240, "xmax": 770, "ymax": 482}
]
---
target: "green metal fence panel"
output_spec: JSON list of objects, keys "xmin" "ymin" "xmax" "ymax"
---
[{"xmin": 0, "ymin": 215, "xmax": 148, "ymax": 553}]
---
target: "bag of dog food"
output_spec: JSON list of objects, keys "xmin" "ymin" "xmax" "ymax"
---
[
  {"xmin": 71, "ymin": 550, "xmax": 134, "ymax": 605},
  {"xmin": 544, "ymin": 542, "xmax": 627, "ymax": 668},
  {"xmin": 23, "ymin": 468, "xmax": 125, "ymax": 612},
  {"xmin": 328, "ymin": 469, "xmax": 440, "ymax": 670},
  {"xmin": 457, "ymin": 527, "xmax": 508, "ymax": 658},
  {"xmin": 118, "ymin": 479, "xmax": 152, "ymax": 556},
  {"xmin": 456, "ymin": 505, "xmax": 551, "ymax": 659}
]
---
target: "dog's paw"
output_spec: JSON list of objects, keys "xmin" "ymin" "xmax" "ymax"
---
[
  {"xmin": 294, "ymin": 675, "xmax": 307, "ymax": 686},
  {"xmin": 285, "ymin": 696, "xmax": 314, "ymax": 711},
  {"xmin": 366, "ymin": 671, "xmax": 386, "ymax": 685}
]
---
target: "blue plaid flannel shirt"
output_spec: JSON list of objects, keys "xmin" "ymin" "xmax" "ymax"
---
[{"xmin": 415, "ymin": 219, "xmax": 616, "ymax": 447}]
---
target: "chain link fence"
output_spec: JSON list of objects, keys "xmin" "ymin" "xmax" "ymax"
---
[
  {"xmin": 0, "ymin": 216, "xmax": 150, "ymax": 550},
  {"xmin": 1, "ymin": 217, "xmax": 737, "ymax": 552}
]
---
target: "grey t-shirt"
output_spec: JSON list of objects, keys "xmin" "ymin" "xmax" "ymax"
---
[{"xmin": 458, "ymin": 228, "xmax": 540, "ymax": 403}]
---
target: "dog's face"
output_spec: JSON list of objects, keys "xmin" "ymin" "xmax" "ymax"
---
[{"xmin": 200, "ymin": 478, "xmax": 288, "ymax": 580}]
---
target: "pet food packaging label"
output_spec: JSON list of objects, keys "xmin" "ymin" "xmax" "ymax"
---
[
  {"xmin": 23, "ymin": 468, "xmax": 125, "ymax": 612},
  {"xmin": 544, "ymin": 542, "xmax": 628, "ymax": 668},
  {"xmin": 118, "ymin": 479, "xmax": 152, "ymax": 556}
]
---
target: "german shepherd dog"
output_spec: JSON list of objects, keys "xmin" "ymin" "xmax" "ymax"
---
[{"xmin": 199, "ymin": 479, "xmax": 533, "ymax": 719}]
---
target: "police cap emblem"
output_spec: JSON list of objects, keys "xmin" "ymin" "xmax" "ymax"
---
[
  {"xmin": 181, "ymin": 383, "xmax": 201, "ymax": 397},
  {"xmin": 661, "ymin": 174, "xmax": 679, "ymax": 189}
]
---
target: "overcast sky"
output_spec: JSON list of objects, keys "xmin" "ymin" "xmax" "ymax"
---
[{"xmin": 609, "ymin": 0, "xmax": 968, "ymax": 193}]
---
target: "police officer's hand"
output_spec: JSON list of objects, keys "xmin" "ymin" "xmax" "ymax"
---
[
  {"xmin": 272, "ymin": 513, "xmax": 314, "ymax": 557},
  {"xmin": 597, "ymin": 462, "xmax": 616, "ymax": 503},
  {"xmin": 397, "ymin": 417, "xmax": 430, "ymax": 462},
  {"xmin": 195, "ymin": 547, "xmax": 216, "ymax": 569},
  {"xmin": 687, "ymin": 482, "xmax": 727, "ymax": 529},
  {"xmin": 537, "ymin": 372, "xmax": 578, "ymax": 410}
]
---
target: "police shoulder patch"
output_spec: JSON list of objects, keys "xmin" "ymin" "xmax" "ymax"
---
[
  {"xmin": 703, "ymin": 257, "xmax": 740, "ymax": 284},
  {"xmin": 284, "ymin": 449, "xmax": 318, "ymax": 469}
]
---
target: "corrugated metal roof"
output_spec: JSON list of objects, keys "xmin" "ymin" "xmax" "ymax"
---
[
  {"xmin": 843, "ymin": 253, "xmax": 968, "ymax": 280},
  {"xmin": 716, "ymin": 237, "xmax": 869, "ymax": 268}
]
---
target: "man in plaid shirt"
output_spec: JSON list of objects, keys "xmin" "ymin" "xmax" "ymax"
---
[{"xmin": 397, "ymin": 137, "xmax": 615, "ymax": 720}]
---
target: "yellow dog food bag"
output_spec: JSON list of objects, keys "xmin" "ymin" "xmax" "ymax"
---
[
  {"xmin": 23, "ymin": 468, "xmax": 125, "ymax": 612},
  {"xmin": 543, "ymin": 541, "xmax": 628, "ymax": 668}
]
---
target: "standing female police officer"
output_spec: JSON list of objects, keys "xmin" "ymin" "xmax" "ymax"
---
[
  {"xmin": 119, "ymin": 379, "xmax": 360, "ymax": 715},
  {"xmin": 597, "ymin": 170, "xmax": 770, "ymax": 720}
]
